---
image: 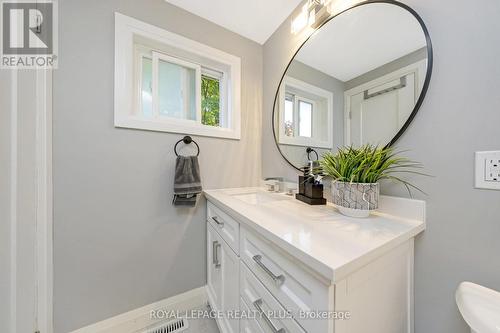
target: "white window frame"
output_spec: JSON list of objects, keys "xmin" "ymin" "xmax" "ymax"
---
[
  {"xmin": 278, "ymin": 76, "xmax": 333, "ymax": 148},
  {"xmin": 135, "ymin": 47, "xmax": 153, "ymax": 118},
  {"xmin": 201, "ymin": 67, "xmax": 227, "ymax": 128},
  {"xmin": 114, "ymin": 13, "xmax": 241, "ymax": 140},
  {"xmin": 151, "ymin": 51, "xmax": 201, "ymax": 122}
]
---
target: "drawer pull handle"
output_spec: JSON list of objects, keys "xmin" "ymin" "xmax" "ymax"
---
[
  {"xmin": 211, "ymin": 216, "xmax": 224, "ymax": 227},
  {"xmin": 252, "ymin": 255, "xmax": 285, "ymax": 285},
  {"xmin": 253, "ymin": 298, "xmax": 285, "ymax": 333},
  {"xmin": 212, "ymin": 241, "xmax": 221, "ymax": 268}
]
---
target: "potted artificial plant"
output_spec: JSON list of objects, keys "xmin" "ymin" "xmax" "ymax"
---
[{"xmin": 320, "ymin": 145, "xmax": 425, "ymax": 218}]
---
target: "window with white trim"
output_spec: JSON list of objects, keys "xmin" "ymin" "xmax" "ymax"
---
[
  {"xmin": 278, "ymin": 76, "xmax": 333, "ymax": 148},
  {"xmin": 283, "ymin": 93, "xmax": 315, "ymax": 138},
  {"xmin": 115, "ymin": 13, "xmax": 241, "ymax": 139}
]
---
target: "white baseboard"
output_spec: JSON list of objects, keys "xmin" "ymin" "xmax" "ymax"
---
[{"xmin": 69, "ymin": 287, "xmax": 207, "ymax": 333}]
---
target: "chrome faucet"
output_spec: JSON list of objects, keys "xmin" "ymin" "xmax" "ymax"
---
[{"xmin": 264, "ymin": 177, "xmax": 284, "ymax": 192}]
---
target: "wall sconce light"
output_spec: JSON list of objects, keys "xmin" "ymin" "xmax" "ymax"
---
[
  {"xmin": 291, "ymin": 3, "xmax": 310, "ymax": 34},
  {"xmin": 291, "ymin": 0, "xmax": 331, "ymax": 34}
]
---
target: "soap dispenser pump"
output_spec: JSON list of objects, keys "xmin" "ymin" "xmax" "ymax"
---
[{"xmin": 296, "ymin": 148, "xmax": 327, "ymax": 205}]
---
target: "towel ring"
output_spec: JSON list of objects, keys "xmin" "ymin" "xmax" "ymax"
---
[
  {"xmin": 174, "ymin": 136, "xmax": 200, "ymax": 157},
  {"xmin": 306, "ymin": 147, "xmax": 318, "ymax": 161}
]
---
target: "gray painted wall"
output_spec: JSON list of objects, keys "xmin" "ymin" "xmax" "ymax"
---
[
  {"xmin": 262, "ymin": 0, "xmax": 500, "ymax": 332},
  {"xmin": 345, "ymin": 47, "xmax": 427, "ymax": 90},
  {"xmin": 53, "ymin": 1, "xmax": 262, "ymax": 332}
]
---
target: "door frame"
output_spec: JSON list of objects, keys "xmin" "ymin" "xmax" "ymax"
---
[
  {"xmin": 343, "ymin": 59, "xmax": 426, "ymax": 146},
  {"xmin": 6, "ymin": 68, "xmax": 53, "ymax": 333},
  {"xmin": 35, "ymin": 69, "xmax": 54, "ymax": 333}
]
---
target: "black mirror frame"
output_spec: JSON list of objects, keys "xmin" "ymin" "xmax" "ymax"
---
[{"xmin": 271, "ymin": 0, "xmax": 433, "ymax": 171}]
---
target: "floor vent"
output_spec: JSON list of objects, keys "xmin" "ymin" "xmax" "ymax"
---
[{"xmin": 143, "ymin": 318, "xmax": 188, "ymax": 333}]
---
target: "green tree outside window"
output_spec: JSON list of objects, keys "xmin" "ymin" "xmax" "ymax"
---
[{"xmin": 201, "ymin": 75, "xmax": 220, "ymax": 127}]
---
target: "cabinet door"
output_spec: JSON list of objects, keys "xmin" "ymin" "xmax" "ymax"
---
[
  {"xmin": 207, "ymin": 223, "xmax": 222, "ymax": 312},
  {"xmin": 207, "ymin": 223, "xmax": 240, "ymax": 333},
  {"xmin": 220, "ymin": 240, "xmax": 240, "ymax": 333}
]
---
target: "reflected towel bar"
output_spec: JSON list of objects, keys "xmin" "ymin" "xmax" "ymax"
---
[{"xmin": 363, "ymin": 76, "xmax": 407, "ymax": 100}]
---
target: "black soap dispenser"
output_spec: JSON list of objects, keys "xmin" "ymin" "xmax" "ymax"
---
[{"xmin": 296, "ymin": 148, "xmax": 327, "ymax": 205}]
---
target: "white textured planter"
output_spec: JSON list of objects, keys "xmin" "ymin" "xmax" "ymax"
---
[{"xmin": 331, "ymin": 181, "xmax": 380, "ymax": 218}]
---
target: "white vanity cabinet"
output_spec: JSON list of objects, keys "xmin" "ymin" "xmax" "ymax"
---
[
  {"xmin": 205, "ymin": 189, "xmax": 425, "ymax": 333},
  {"xmin": 207, "ymin": 221, "xmax": 240, "ymax": 333},
  {"xmin": 240, "ymin": 226, "xmax": 331, "ymax": 332}
]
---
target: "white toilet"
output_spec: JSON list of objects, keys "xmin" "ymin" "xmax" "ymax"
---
[{"xmin": 456, "ymin": 282, "xmax": 500, "ymax": 333}]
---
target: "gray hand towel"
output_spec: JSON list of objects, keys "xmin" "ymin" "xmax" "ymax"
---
[{"xmin": 173, "ymin": 155, "xmax": 202, "ymax": 207}]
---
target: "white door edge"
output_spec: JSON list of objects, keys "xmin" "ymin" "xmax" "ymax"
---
[
  {"xmin": 9, "ymin": 68, "xmax": 18, "ymax": 333},
  {"xmin": 35, "ymin": 69, "xmax": 54, "ymax": 333}
]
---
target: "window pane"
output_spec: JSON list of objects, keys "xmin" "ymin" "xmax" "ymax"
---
[
  {"xmin": 158, "ymin": 59, "xmax": 196, "ymax": 120},
  {"xmin": 284, "ymin": 96, "xmax": 294, "ymax": 137},
  {"xmin": 201, "ymin": 74, "xmax": 220, "ymax": 127},
  {"xmin": 299, "ymin": 100, "xmax": 312, "ymax": 137},
  {"xmin": 141, "ymin": 57, "xmax": 153, "ymax": 117}
]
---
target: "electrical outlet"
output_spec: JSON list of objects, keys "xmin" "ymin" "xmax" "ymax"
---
[
  {"xmin": 485, "ymin": 158, "xmax": 500, "ymax": 181},
  {"xmin": 475, "ymin": 151, "xmax": 500, "ymax": 190}
]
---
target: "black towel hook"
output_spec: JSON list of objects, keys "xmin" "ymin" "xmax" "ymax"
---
[
  {"xmin": 174, "ymin": 136, "xmax": 200, "ymax": 156},
  {"xmin": 306, "ymin": 147, "xmax": 319, "ymax": 161}
]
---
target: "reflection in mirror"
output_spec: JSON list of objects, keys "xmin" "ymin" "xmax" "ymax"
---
[{"xmin": 273, "ymin": 2, "xmax": 432, "ymax": 170}]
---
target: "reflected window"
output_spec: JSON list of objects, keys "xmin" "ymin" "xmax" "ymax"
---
[
  {"xmin": 298, "ymin": 100, "xmax": 312, "ymax": 137},
  {"xmin": 278, "ymin": 76, "xmax": 331, "ymax": 148},
  {"xmin": 284, "ymin": 94, "xmax": 294, "ymax": 136},
  {"xmin": 282, "ymin": 94, "xmax": 314, "ymax": 138}
]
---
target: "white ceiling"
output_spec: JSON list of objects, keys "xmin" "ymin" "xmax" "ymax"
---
[
  {"xmin": 295, "ymin": 3, "xmax": 427, "ymax": 82},
  {"xmin": 164, "ymin": 0, "xmax": 303, "ymax": 44}
]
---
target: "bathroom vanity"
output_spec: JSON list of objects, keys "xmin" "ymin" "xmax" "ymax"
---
[{"xmin": 204, "ymin": 187, "xmax": 425, "ymax": 333}]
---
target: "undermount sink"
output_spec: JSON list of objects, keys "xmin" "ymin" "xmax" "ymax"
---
[
  {"xmin": 456, "ymin": 282, "xmax": 500, "ymax": 333},
  {"xmin": 229, "ymin": 191, "xmax": 289, "ymax": 205}
]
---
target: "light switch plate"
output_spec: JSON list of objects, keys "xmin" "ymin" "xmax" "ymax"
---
[{"xmin": 475, "ymin": 151, "xmax": 500, "ymax": 190}]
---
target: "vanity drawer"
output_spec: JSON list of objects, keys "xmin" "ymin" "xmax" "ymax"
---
[
  {"xmin": 207, "ymin": 201, "xmax": 240, "ymax": 255},
  {"xmin": 240, "ymin": 263, "xmax": 305, "ymax": 333},
  {"xmin": 240, "ymin": 297, "xmax": 265, "ymax": 333},
  {"xmin": 241, "ymin": 226, "xmax": 331, "ymax": 333}
]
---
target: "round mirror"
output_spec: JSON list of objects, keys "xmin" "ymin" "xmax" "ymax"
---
[{"xmin": 273, "ymin": 1, "xmax": 432, "ymax": 170}]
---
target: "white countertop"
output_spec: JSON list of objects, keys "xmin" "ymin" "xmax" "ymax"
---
[{"xmin": 204, "ymin": 187, "xmax": 425, "ymax": 283}]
